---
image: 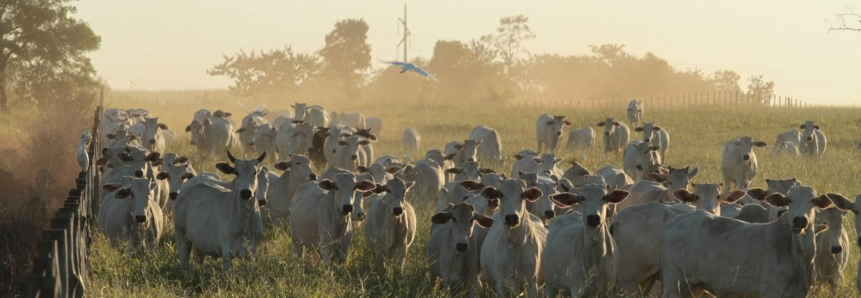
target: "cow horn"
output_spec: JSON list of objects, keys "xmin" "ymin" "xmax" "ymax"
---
[{"xmin": 227, "ymin": 150, "xmax": 237, "ymax": 163}]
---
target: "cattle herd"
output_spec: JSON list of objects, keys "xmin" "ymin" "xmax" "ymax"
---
[{"xmin": 85, "ymin": 99, "xmax": 860, "ymax": 298}]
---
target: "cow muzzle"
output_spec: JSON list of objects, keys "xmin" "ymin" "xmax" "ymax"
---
[
  {"xmin": 504, "ymin": 214, "xmax": 519, "ymax": 226},
  {"xmin": 351, "ymin": 155, "xmax": 357, "ymax": 160},
  {"xmin": 468, "ymin": 158, "xmax": 475, "ymax": 162},
  {"xmin": 792, "ymin": 217, "xmax": 808, "ymax": 233},
  {"xmin": 587, "ymin": 214, "xmax": 601, "ymax": 227},
  {"xmin": 487, "ymin": 199, "xmax": 499, "ymax": 208},
  {"xmin": 807, "ymin": 137, "xmax": 813, "ymax": 141},
  {"xmin": 135, "ymin": 215, "xmax": 147, "ymax": 223},
  {"xmin": 169, "ymin": 192, "xmax": 178, "ymax": 200},
  {"xmin": 342, "ymin": 204, "xmax": 353, "ymax": 215},
  {"xmin": 190, "ymin": 141, "xmax": 197, "ymax": 146},
  {"xmin": 258, "ymin": 199, "xmax": 267, "ymax": 206},
  {"xmin": 556, "ymin": 132, "xmax": 562, "ymax": 136},
  {"xmin": 456, "ymin": 242, "xmax": 468, "ymax": 252},
  {"xmin": 393, "ymin": 207, "xmax": 404, "ymax": 216},
  {"xmin": 742, "ymin": 154, "xmax": 750, "ymax": 161},
  {"xmin": 240, "ymin": 189, "xmax": 252, "ymax": 200},
  {"xmin": 149, "ymin": 139, "xmax": 156, "ymax": 145},
  {"xmin": 354, "ymin": 212, "xmax": 366, "ymax": 221},
  {"xmin": 134, "ymin": 170, "xmax": 144, "ymax": 178},
  {"xmin": 544, "ymin": 210, "xmax": 556, "ymax": 219},
  {"xmin": 831, "ymin": 246, "xmax": 843, "ymax": 254},
  {"xmin": 309, "ymin": 174, "xmax": 317, "ymax": 181},
  {"xmin": 604, "ymin": 132, "xmax": 610, "ymax": 136}
]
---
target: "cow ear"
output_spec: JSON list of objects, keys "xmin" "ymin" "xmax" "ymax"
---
[
  {"xmin": 747, "ymin": 188, "xmax": 769, "ymax": 201},
  {"xmin": 158, "ymin": 123, "xmax": 169, "ymax": 130},
  {"xmin": 480, "ymin": 187, "xmax": 499, "ymax": 199},
  {"xmin": 612, "ymin": 122, "xmax": 620, "ymax": 126},
  {"xmin": 479, "ymin": 168, "xmax": 495, "ymax": 174},
  {"xmin": 373, "ymin": 184, "xmax": 389, "ymax": 194},
  {"xmin": 545, "ymin": 120, "xmax": 555, "ymax": 125},
  {"xmin": 183, "ymin": 173, "xmax": 195, "ymax": 180},
  {"xmin": 812, "ymin": 195, "xmax": 833, "ymax": 209},
  {"xmin": 653, "ymin": 126, "xmax": 661, "ymax": 131},
  {"xmin": 513, "ymin": 154, "xmax": 523, "ymax": 160},
  {"xmin": 176, "ymin": 157, "xmax": 189, "ymax": 164},
  {"xmin": 115, "ymin": 188, "xmax": 132, "ymax": 199},
  {"xmin": 236, "ymin": 128, "xmax": 245, "ymax": 133},
  {"xmin": 753, "ymin": 141, "xmax": 768, "ymax": 147},
  {"xmin": 523, "ymin": 187, "xmax": 543, "ymax": 202},
  {"xmin": 533, "ymin": 157, "xmax": 542, "ymax": 163},
  {"xmin": 431, "ymin": 212, "xmax": 453, "ymax": 224},
  {"xmin": 454, "ymin": 144, "xmax": 464, "ymax": 150},
  {"xmin": 274, "ymin": 162, "xmax": 290, "ymax": 171},
  {"xmin": 459, "ymin": 180, "xmax": 485, "ymax": 191},
  {"xmin": 799, "ymin": 124, "xmax": 806, "ymax": 129},
  {"xmin": 151, "ymin": 159, "xmax": 164, "ymax": 167},
  {"xmin": 563, "ymin": 120, "xmax": 572, "ymax": 126},
  {"xmin": 368, "ymin": 135, "xmax": 378, "ymax": 141},
  {"xmin": 106, "ymin": 133, "xmax": 116, "ymax": 139},
  {"xmin": 102, "ymin": 184, "xmax": 120, "ymax": 191},
  {"xmin": 473, "ymin": 214, "xmax": 494, "ymax": 228},
  {"xmin": 596, "ymin": 122, "xmax": 605, "ymax": 127},
  {"xmin": 359, "ymin": 139, "xmax": 371, "ymax": 146},
  {"xmin": 721, "ymin": 190, "xmax": 747, "ymax": 203},
  {"xmin": 444, "ymin": 153, "xmax": 457, "ymax": 160},
  {"xmin": 645, "ymin": 173, "xmax": 666, "ymax": 183},
  {"xmin": 604, "ymin": 190, "xmax": 630, "ymax": 203},
  {"xmin": 826, "ymin": 193, "xmax": 855, "ymax": 212},
  {"xmin": 445, "ymin": 168, "xmax": 463, "ymax": 174},
  {"xmin": 356, "ymin": 166, "xmax": 368, "ymax": 173},
  {"xmin": 185, "ymin": 126, "xmax": 192, "ymax": 132},
  {"xmin": 813, "ymin": 125, "xmax": 820, "ymax": 130},
  {"xmin": 634, "ymin": 127, "xmax": 643, "ymax": 132},
  {"xmin": 354, "ymin": 181, "xmax": 376, "ymax": 192},
  {"xmin": 688, "ymin": 167, "xmax": 699, "ymax": 179},
  {"xmin": 765, "ymin": 193, "xmax": 791, "ymax": 207},
  {"xmin": 318, "ymin": 179, "xmax": 338, "ymax": 191},
  {"xmin": 550, "ymin": 193, "xmax": 583, "ymax": 207},
  {"xmin": 814, "ymin": 224, "xmax": 829, "ymax": 235},
  {"xmin": 145, "ymin": 152, "xmax": 161, "ymax": 162},
  {"xmin": 96, "ymin": 157, "xmax": 108, "ymax": 166},
  {"xmin": 338, "ymin": 140, "xmax": 347, "ymax": 146},
  {"xmin": 673, "ymin": 189, "xmax": 697, "ymax": 202},
  {"xmin": 156, "ymin": 172, "xmax": 170, "ymax": 180},
  {"xmin": 386, "ymin": 167, "xmax": 402, "ymax": 174},
  {"xmin": 215, "ymin": 163, "xmax": 236, "ymax": 175}
]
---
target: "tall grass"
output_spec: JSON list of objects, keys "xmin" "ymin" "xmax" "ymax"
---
[{"xmin": 91, "ymin": 92, "xmax": 861, "ymax": 297}]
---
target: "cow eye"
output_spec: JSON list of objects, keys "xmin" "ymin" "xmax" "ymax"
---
[
  {"xmin": 296, "ymin": 162, "xmax": 301, "ymax": 165},
  {"xmin": 854, "ymin": 210, "xmax": 859, "ymax": 215}
]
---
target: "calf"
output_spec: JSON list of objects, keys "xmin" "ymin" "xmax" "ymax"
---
[
  {"xmin": 364, "ymin": 178, "xmax": 417, "ymax": 270},
  {"xmin": 536, "ymin": 114, "xmax": 572, "ymax": 154},
  {"xmin": 544, "ymin": 185, "xmax": 629, "ymax": 297},
  {"xmin": 634, "ymin": 122, "xmax": 669, "ymax": 160},
  {"xmin": 479, "ymin": 179, "xmax": 547, "ymax": 298},
  {"xmin": 721, "ymin": 136, "xmax": 767, "ymax": 190},
  {"xmin": 428, "ymin": 203, "xmax": 494, "ymax": 297},
  {"xmin": 800, "ymin": 120, "xmax": 827, "ymax": 158},
  {"xmin": 597, "ymin": 118, "xmax": 630, "ymax": 153},
  {"xmin": 626, "ymin": 100, "xmax": 643, "ymax": 127},
  {"xmin": 660, "ymin": 186, "xmax": 837, "ymax": 297}
]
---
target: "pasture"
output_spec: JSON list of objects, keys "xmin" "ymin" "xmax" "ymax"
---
[{"xmin": 90, "ymin": 92, "xmax": 861, "ymax": 297}]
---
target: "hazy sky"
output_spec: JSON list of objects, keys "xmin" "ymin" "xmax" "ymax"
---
[{"xmin": 77, "ymin": 1, "xmax": 860, "ymax": 105}]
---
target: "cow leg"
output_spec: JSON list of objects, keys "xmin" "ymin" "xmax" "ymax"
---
[
  {"xmin": 545, "ymin": 286, "xmax": 556, "ymax": 298},
  {"xmin": 176, "ymin": 230, "xmax": 192, "ymax": 270},
  {"xmin": 221, "ymin": 247, "xmax": 233, "ymax": 272}
]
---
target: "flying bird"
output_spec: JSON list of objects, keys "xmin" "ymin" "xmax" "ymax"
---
[{"xmin": 379, "ymin": 60, "xmax": 437, "ymax": 81}]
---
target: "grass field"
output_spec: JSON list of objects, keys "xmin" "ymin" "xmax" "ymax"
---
[{"xmin": 89, "ymin": 91, "xmax": 861, "ymax": 297}]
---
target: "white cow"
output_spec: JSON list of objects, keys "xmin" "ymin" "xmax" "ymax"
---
[
  {"xmin": 800, "ymin": 120, "xmax": 827, "ymax": 158},
  {"xmin": 622, "ymin": 141, "xmax": 661, "ymax": 181},
  {"xmin": 290, "ymin": 170, "xmax": 375, "ymax": 263},
  {"xmin": 721, "ymin": 136, "xmax": 767, "ymax": 190},
  {"xmin": 480, "ymin": 179, "xmax": 547, "ymax": 298},
  {"xmin": 365, "ymin": 117, "xmax": 382, "ymax": 134},
  {"xmin": 823, "ymin": 194, "xmax": 861, "ymax": 294},
  {"xmin": 634, "ymin": 122, "xmax": 669, "ymax": 160},
  {"xmin": 660, "ymin": 186, "xmax": 835, "ymax": 297},
  {"xmin": 469, "ymin": 125, "xmax": 503, "ymax": 164},
  {"xmin": 597, "ymin": 118, "xmax": 630, "ymax": 153},
  {"xmin": 562, "ymin": 161, "xmax": 591, "ymax": 186},
  {"xmin": 252, "ymin": 123, "xmax": 278, "ymax": 160},
  {"xmin": 139, "ymin": 118, "xmax": 169, "ymax": 155},
  {"xmin": 617, "ymin": 166, "xmax": 698, "ymax": 210},
  {"xmin": 626, "ymin": 100, "xmax": 643, "ymax": 127},
  {"xmin": 399, "ymin": 155, "xmax": 446, "ymax": 202},
  {"xmin": 775, "ymin": 141, "xmax": 800, "ymax": 156},
  {"xmin": 428, "ymin": 202, "xmax": 494, "ymax": 298},
  {"xmin": 100, "ymin": 177, "xmax": 164, "ymax": 249},
  {"xmin": 595, "ymin": 165, "xmax": 632, "ymax": 190},
  {"xmin": 565, "ymin": 126, "xmax": 595, "ymax": 159},
  {"xmin": 306, "ymin": 105, "xmax": 328, "ymax": 128},
  {"xmin": 543, "ymin": 184, "xmax": 629, "ymax": 297},
  {"xmin": 329, "ymin": 135, "xmax": 373, "ymax": 171},
  {"xmin": 402, "ymin": 128, "xmax": 420, "ymax": 153},
  {"xmin": 173, "ymin": 151, "xmax": 266, "ymax": 272},
  {"xmin": 265, "ymin": 154, "xmax": 317, "ymax": 227},
  {"xmin": 813, "ymin": 207, "xmax": 850, "ymax": 289},
  {"xmin": 536, "ymin": 114, "xmax": 572, "ymax": 154},
  {"xmin": 510, "ymin": 149, "xmax": 540, "ymax": 179},
  {"xmin": 291, "ymin": 103, "xmax": 308, "ymax": 122},
  {"xmin": 340, "ymin": 111, "xmax": 365, "ymax": 129},
  {"xmin": 236, "ymin": 112, "xmax": 268, "ymax": 157},
  {"xmin": 773, "ymin": 130, "xmax": 800, "ymax": 155},
  {"xmin": 364, "ymin": 178, "xmax": 417, "ymax": 270}
]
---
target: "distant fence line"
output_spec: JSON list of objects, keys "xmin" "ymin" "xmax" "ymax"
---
[
  {"xmin": 508, "ymin": 91, "xmax": 810, "ymax": 109},
  {"xmin": 18, "ymin": 105, "xmax": 102, "ymax": 298}
]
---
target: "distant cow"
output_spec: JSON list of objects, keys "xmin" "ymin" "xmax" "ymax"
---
[
  {"xmin": 543, "ymin": 184, "xmax": 629, "ymax": 297},
  {"xmin": 186, "ymin": 111, "xmax": 234, "ymax": 155},
  {"xmin": 364, "ymin": 178, "xmax": 417, "ymax": 270},
  {"xmin": 775, "ymin": 141, "xmax": 800, "ymax": 156},
  {"xmin": 469, "ymin": 125, "xmax": 503, "ymax": 164},
  {"xmin": 306, "ymin": 105, "xmax": 328, "ymax": 127},
  {"xmin": 800, "ymin": 120, "xmax": 827, "ymax": 158},
  {"xmin": 173, "ymin": 151, "xmax": 266, "ymax": 272},
  {"xmin": 510, "ymin": 149, "xmax": 540, "ymax": 179},
  {"xmin": 480, "ymin": 179, "xmax": 547, "ymax": 298},
  {"xmin": 536, "ymin": 114, "xmax": 572, "ymax": 154},
  {"xmin": 626, "ymin": 100, "xmax": 643, "ymax": 127},
  {"xmin": 597, "ymin": 118, "xmax": 630, "ymax": 153},
  {"xmin": 253, "ymin": 123, "xmax": 278, "ymax": 160},
  {"xmin": 634, "ymin": 122, "xmax": 669, "ymax": 160},
  {"xmin": 428, "ymin": 202, "xmax": 494, "ymax": 297},
  {"xmin": 365, "ymin": 117, "xmax": 382, "ymax": 134},
  {"xmin": 660, "ymin": 186, "xmax": 836, "ymax": 297},
  {"xmin": 814, "ymin": 207, "xmax": 850, "ymax": 289},
  {"xmin": 402, "ymin": 128, "xmax": 420, "ymax": 153},
  {"xmin": 399, "ymin": 154, "xmax": 446, "ymax": 202},
  {"xmin": 721, "ymin": 136, "xmax": 767, "ymax": 190},
  {"xmin": 236, "ymin": 112, "xmax": 268, "ymax": 157},
  {"xmin": 565, "ymin": 126, "xmax": 595, "ymax": 158},
  {"xmin": 265, "ymin": 154, "xmax": 317, "ymax": 227},
  {"xmin": 773, "ymin": 130, "xmax": 800, "ymax": 155}
]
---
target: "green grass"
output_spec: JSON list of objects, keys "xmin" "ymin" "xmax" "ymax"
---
[{"xmin": 90, "ymin": 94, "xmax": 861, "ymax": 297}]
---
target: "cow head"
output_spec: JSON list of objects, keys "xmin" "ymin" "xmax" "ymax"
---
[
  {"xmin": 216, "ymin": 150, "xmax": 265, "ymax": 200},
  {"xmin": 825, "ymin": 194, "xmax": 861, "ymax": 248},
  {"xmin": 103, "ymin": 177, "xmax": 153, "ymax": 223},
  {"xmin": 318, "ymin": 172, "xmax": 375, "ymax": 220},
  {"xmin": 646, "ymin": 166, "xmax": 698, "ymax": 202},
  {"xmin": 186, "ymin": 120, "xmax": 205, "ymax": 146},
  {"xmin": 337, "ymin": 135, "xmax": 372, "ymax": 167},
  {"xmin": 551, "ymin": 184, "xmax": 628, "ymax": 229},
  {"xmin": 431, "ymin": 202, "xmax": 494, "ymax": 253},
  {"xmin": 454, "ymin": 139, "xmax": 481, "ymax": 163},
  {"xmin": 535, "ymin": 153, "xmax": 562, "ymax": 176},
  {"xmin": 817, "ymin": 207, "xmax": 848, "ymax": 254},
  {"xmin": 562, "ymin": 161, "xmax": 591, "ymax": 186},
  {"xmin": 544, "ymin": 115, "xmax": 572, "ymax": 147},
  {"xmin": 157, "ymin": 159, "xmax": 196, "ymax": 200},
  {"xmin": 635, "ymin": 122, "xmax": 663, "ymax": 144},
  {"xmin": 532, "ymin": 179, "xmax": 559, "ymax": 224},
  {"xmin": 291, "ymin": 102, "xmax": 308, "ymax": 121},
  {"xmin": 375, "ymin": 178, "xmax": 415, "ymax": 217},
  {"xmin": 596, "ymin": 118, "xmax": 621, "ymax": 136},
  {"xmin": 629, "ymin": 141, "xmax": 661, "ymax": 177},
  {"xmin": 732, "ymin": 136, "xmax": 767, "ymax": 163},
  {"xmin": 482, "ymin": 179, "xmax": 542, "ymax": 228},
  {"xmin": 673, "ymin": 183, "xmax": 745, "ymax": 215},
  {"xmin": 763, "ymin": 186, "xmax": 832, "ymax": 234},
  {"xmin": 142, "ymin": 117, "xmax": 167, "ymax": 150},
  {"xmin": 445, "ymin": 161, "xmax": 484, "ymax": 182},
  {"xmin": 799, "ymin": 120, "xmax": 820, "ymax": 150},
  {"xmin": 274, "ymin": 154, "xmax": 317, "ymax": 183}
]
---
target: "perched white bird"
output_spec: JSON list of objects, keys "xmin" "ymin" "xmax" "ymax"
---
[
  {"xmin": 77, "ymin": 132, "xmax": 91, "ymax": 172},
  {"xmin": 379, "ymin": 60, "xmax": 438, "ymax": 81}
]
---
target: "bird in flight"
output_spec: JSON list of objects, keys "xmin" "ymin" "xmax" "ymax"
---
[{"xmin": 379, "ymin": 60, "xmax": 438, "ymax": 81}]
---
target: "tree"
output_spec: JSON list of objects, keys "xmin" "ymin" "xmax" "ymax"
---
[
  {"xmin": 712, "ymin": 70, "xmax": 741, "ymax": 92},
  {"xmin": 828, "ymin": 8, "xmax": 861, "ymax": 32},
  {"xmin": 427, "ymin": 40, "xmax": 508, "ymax": 102},
  {"xmin": 0, "ymin": 0, "xmax": 100, "ymax": 111},
  {"xmin": 481, "ymin": 15, "xmax": 535, "ymax": 74},
  {"xmin": 318, "ymin": 19, "xmax": 372, "ymax": 100},
  {"xmin": 208, "ymin": 47, "xmax": 319, "ymax": 98},
  {"xmin": 747, "ymin": 75, "xmax": 775, "ymax": 104}
]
